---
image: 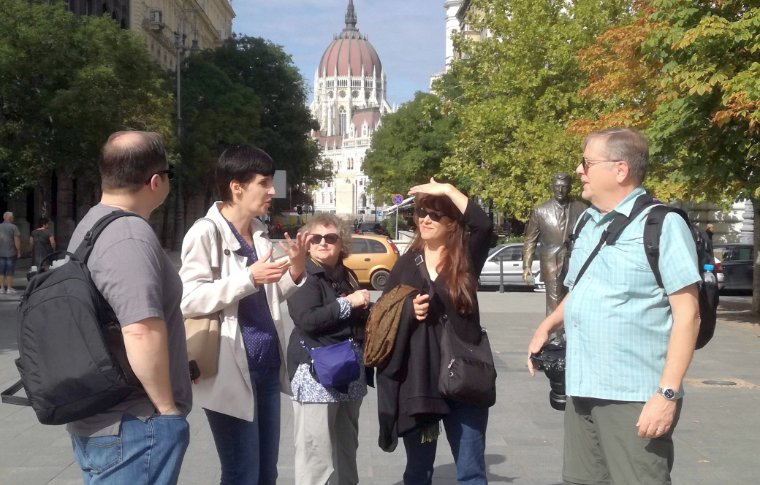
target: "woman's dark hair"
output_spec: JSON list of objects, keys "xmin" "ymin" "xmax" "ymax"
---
[
  {"xmin": 408, "ymin": 194, "xmax": 476, "ymax": 315},
  {"xmin": 215, "ymin": 145, "xmax": 276, "ymax": 202},
  {"xmin": 38, "ymin": 217, "xmax": 49, "ymax": 227}
]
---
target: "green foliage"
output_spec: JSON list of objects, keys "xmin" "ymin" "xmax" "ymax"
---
[
  {"xmin": 0, "ymin": 1, "xmax": 173, "ymax": 196},
  {"xmin": 364, "ymin": 92, "xmax": 457, "ymax": 203},
  {"xmin": 442, "ymin": 0, "xmax": 636, "ymax": 220}
]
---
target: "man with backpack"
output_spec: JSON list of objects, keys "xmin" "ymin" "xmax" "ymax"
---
[
  {"xmin": 527, "ymin": 128, "xmax": 701, "ymax": 484},
  {"xmin": 66, "ymin": 131, "xmax": 192, "ymax": 484}
]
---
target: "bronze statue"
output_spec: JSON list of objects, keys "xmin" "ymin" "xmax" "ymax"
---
[{"xmin": 523, "ymin": 173, "xmax": 587, "ymax": 314}]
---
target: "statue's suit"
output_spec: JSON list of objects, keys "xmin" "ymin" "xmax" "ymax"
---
[{"xmin": 523, "ymin": 198, "xmax": 587, "ymax": 315}]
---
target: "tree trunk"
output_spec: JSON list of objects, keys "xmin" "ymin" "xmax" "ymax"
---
[{"xmin": 752, "ymin": 197, "xmax": 760, "ymax": 314}]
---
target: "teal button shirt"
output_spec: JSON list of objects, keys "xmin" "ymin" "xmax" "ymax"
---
[{"xmin": 563, "ymin": 188, "xmax": 701, "ymax": 402}]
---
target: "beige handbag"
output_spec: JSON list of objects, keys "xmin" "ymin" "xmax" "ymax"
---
[{"xmin": 185, "ymin": 218, "xmax": 223, "ymax": 379}]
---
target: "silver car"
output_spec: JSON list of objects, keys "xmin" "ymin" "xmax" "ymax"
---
[{"xmin": 479, "ymin": 243, "xmax": 542, "ymax": 288}]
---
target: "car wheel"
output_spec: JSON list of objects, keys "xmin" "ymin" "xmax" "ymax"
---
[{"xmin": 370, "ymin": 270, "xmax": 390, "ymax": 291}]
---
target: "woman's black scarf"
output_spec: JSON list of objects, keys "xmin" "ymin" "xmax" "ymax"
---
[{"xmin": 310, "ymin": 256, "xmax": 359, "ymax": 297}]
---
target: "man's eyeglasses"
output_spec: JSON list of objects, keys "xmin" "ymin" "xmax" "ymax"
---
[
  {"xmin": 580, "ymin": 157, "xmax": 618, "ymax": 172},
  {"xmin": 145, "ymin": 167, "xmax": 175, "ymax": 184},
  {"xmin": 415, "ymin": 207, "xmax": 444, "ymax": 222},
  {"xmin": 310, "ymin": 233, "xmax": 340, "ymax": 245}
]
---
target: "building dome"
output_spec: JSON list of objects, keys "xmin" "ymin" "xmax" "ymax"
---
[{"xmin": 318, "ymin": 0, "xmax": 382, "ymax": 78}]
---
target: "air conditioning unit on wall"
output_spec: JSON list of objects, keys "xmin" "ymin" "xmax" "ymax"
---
[{"xmin": 149, "ymin": 10, "xmax": 164, "ymax": 30}]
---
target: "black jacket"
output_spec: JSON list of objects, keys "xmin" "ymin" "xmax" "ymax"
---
[
  {"xmin": 286, "ymin": 258, "xmax": 368, "ymax": 381},
  {"xmin": 376, "ymin": 200, "xmax": 493, "ymax": 451}
]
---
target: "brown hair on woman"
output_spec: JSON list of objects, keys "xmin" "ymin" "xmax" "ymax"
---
[{"xmin": 407, "ymin": 194, "xmax": 477, "ymax": 315}]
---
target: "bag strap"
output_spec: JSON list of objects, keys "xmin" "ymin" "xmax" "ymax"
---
[
  {"xmin": 643, "ymin": 205, "xmax": 696, "ymax": 288},
  {"xmin": 414, "ymin": 253, "xmax": 435, "ymax": 298},
  {"xmin": 195, "ymin": 218, "xmax": 223, "ymax": 279},
  {"xmin": 73, "ymin": 210, "xmax": 142, "ymax": 263},
  {"xmin": 1, "ymin": 379, "xmax": 29, "ymax": 407},
  {"xmin": 573, "ymin": 194, "xmax": 656, "ymax": 285}
]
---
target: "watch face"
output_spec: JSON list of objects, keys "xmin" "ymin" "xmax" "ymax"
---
[{"xmin": 663, "ymin": 388, "xmax": 676, "ymax": 399}]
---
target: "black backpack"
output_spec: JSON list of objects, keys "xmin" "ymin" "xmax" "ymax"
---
[
  {"xmin": 570, "ymin": 194, "xmax": 717, "ymax": 350},
  {"xmin": 1, "ymin": 211, "xmax": 142, "ymax": 425}
]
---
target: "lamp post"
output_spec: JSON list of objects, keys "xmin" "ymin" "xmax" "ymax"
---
[{"xmin": 172, "ymin": 25, "xmax": 199, "ymax": 250}]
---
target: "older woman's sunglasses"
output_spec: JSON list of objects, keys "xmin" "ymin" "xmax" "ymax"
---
[
  {"xmin": 415, "ymin": 207, "xmax": 444, "ymax": 222},
  {"xmin": 310, "ymin": 233, "xmax": 340, "ymax": 245}
]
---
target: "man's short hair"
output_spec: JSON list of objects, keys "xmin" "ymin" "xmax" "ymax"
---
[
  {"xmin": 552, "ymin": 172, "xmax": 572, "ymax": 185},
  {"xmin": 3, "ymin": 211, "xmax": 12, "ymax": 222},
  {"xmin": 583, "ymin": 128, "xmax": 648, "ymax": 184},
  {"xmin": 98, "ymin": 131, "xmax": 168, "ymax": 193},
  {"xmin": 215, "ymin": 145, "xmax": 275, "ymax": 203},
  {"xmin": 38, "ymin": 217, "xmax": 49, "ymax": 227}
]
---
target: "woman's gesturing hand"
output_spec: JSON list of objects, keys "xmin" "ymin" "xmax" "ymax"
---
[
  {"xmin": 278, "ymin": 230, "xmax": 310, "ymax": 282},
  {"xmin": 249, "ymin": 247, "xmax": 290, "ymax": 285}
]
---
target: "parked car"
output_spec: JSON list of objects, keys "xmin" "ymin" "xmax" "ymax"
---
[
  {"xmin": 479, "ymin": 243, "xmax": 542, "ymax": 288},
  {"xmin": 714, "ymin": 243, "xmax": 753, "ymax": 292},
  {"xmin": 354, "ymin": 221, "xmax": 388, "ymax": 236},
  {"xmin": 343, "ymin": 234, "xmax": 399, "ymax": 290}
]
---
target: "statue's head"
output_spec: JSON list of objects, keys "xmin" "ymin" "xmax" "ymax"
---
[{"xmin": 552, "ymin": 172, "xmax": 572, "ymax": 204}]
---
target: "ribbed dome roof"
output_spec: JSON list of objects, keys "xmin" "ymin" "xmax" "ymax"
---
[{"xmin": 318, "ymin": 1, "xmax": 382, "ymax": 78}]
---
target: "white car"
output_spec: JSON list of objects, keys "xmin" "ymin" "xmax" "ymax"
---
[{"xmin": 479, "ymin": 243, "xmax": 542, "ymax": 289}]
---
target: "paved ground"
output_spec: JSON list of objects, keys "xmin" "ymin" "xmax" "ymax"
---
[{"xmin": 0, "ymin": 258, "xmax": 759, "ymax": 484}]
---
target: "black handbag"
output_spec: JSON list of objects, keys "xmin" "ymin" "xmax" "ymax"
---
[{"xmin": 438, "ymin": 314, "xmax": 497, "ymax": 408}]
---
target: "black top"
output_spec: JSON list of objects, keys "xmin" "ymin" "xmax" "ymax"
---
[{"xmin": 286, "ymin": 257, "xmax": 368, "ymax": 380}]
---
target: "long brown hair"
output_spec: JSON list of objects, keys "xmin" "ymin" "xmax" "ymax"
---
[{"xmin": 408, "ymin": 194, "xmax": 476, "ymax": 315}]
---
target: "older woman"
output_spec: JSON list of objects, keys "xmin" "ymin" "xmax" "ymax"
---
[
  {"xmin": 378, "ymin": 178, "xmax": 494, "ymax": 485},
  {"xmin": 179, "ymin": 145, "xmax": 309, "ymax": 485},
  {"xmin": 286, "ymin": 213, "xmax": 371, "ymax": 485}
]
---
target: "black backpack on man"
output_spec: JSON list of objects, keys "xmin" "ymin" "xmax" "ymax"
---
[
  {"xmin": 1, "ymin": 211, "xmax": 142, "ymax": 425},
  {"xmin": 570, "ymin": 194, "xmax": 718, "ymax": 349}
]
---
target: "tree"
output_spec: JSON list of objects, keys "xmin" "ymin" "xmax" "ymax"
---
[
  {"xmin": 363, "ymin": 92, "xmax": 457, "ymax": 202},
  {"xmin": 441, "ymin": 0, "xmax": 636, "ymax": 220},
  {"xmin": 0, "ymin": 1, "xmax": 173, "ymax": 197}
]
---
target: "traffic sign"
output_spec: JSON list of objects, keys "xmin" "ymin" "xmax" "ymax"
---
[{"xmin": 392, "ymin": 194, "xmax": 404, "ymax": 205}]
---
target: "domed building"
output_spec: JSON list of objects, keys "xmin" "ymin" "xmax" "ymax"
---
[{"xmin": 310, "ymin": 0, "xmax": 393, "ymax": 217}]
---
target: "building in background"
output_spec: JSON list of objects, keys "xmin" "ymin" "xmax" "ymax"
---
[{"xmin": 310, "ymin": 0, "xmax": 393, "ymax": 217}]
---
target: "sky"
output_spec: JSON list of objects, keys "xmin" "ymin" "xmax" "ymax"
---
[{"xmin": 232, "ymin": 0, "xmax": 447, "ymax": 107}]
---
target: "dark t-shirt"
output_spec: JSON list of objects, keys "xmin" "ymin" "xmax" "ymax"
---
[
  {"xmin": 65, "ymin": 204, "xmax": 192, "ymax": 437},
  {"xmin": 30, "ymin": 228, "xmax": 53, "ymax": 266}
]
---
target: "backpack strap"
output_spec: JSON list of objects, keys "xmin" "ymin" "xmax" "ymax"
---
[
  {"xmin": 643, "ymin": 205, "xmax": 691, "ymax": 289},
  {"xmin": 73, "ymin": 210, "xmax": 142, "ymax": 263},
  {"xmin": 573, "ymin": 194, "xmax": 657, "ymax": 285}
]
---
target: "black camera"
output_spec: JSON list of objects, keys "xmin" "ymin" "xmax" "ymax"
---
[{"xmin": 530, "ymin": 338, "xmax": 566, "ymax": 411}]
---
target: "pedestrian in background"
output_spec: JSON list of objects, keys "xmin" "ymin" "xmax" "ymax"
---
[
  {"xmin": 0, "ymin": 212, "xmax": 21, "ymax": 293},
  {"xmin": 286, "ymin": 213, "xmax": 370, "ymax": 485},
  {"xmin": 179, "ymin": 145, "xmax": 309, "ymax": 485},
  {"xmin": 528, "ymin": 127, "xmax": 700, "ymax": 484},
  {"xmin": 30, "ymin": 217, "xmax": 56, "ymax": 268},
  {"xmin": 377, "ymin": 178, "xmax": 493, "ymax": 485}
]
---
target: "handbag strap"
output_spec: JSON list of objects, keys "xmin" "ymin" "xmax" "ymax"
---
[{"xmin": 196, "ymin": 218, "xmax": 223, "ymax": 280}]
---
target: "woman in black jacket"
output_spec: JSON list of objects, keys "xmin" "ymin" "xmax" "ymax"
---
[
  {"xmin": 378, "ymin": 178, "xmax": 493, "ymax": 485},
  {"xmin": 286, "ymin": 213, "xmax": 370, "ymax": 485}
]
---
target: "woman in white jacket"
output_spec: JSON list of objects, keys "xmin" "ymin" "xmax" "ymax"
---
[{"xmin": 179, "ymin": 145, "xmax": 309, "ymax": 484}]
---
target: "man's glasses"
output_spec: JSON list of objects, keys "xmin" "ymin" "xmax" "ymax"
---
[
  {"xmin": 145, "ymin": 167, "xmax": 175, "ymax": 184},
  {"xmin": 310, "ymin": 233, "xmax": 340, "ymax": 245},
  {"xmin": 415, "ymin": 207, "xmax": 444, "ymax": 222},
  {"xmin": 580, "ymin": 157, "xmax": 618, "ymax": 172}
]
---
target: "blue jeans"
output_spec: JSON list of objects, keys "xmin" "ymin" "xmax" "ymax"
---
[
  {"xmin": 205, "ymin": 368, "xmax": 281, "ymax": 485},
  {"xmin": 0, "ymin": 256, "xmax": 16, "ymax": 277},
  {"xmin": 403, "ymin": 400, "xmax": 489, "ymax": 485},
  {"xmin": 70, "ymin": 413, "xmax": 190, "ymax": 485}
]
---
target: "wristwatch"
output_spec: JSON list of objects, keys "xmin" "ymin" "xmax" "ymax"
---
[{"xmin": 657, "ymin": 387, "xmax": 682, "ymax": 401}]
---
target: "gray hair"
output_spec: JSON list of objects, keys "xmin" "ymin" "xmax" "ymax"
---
[
  {"xmin": 2, "ymin": 211, "xmax": 12, "ymax": 222},
  {"xmin": 302, "ymin": 213, "xmax": 353, "ymax": 259},
  {"xmin": 583, "ymin": 128, "xmax": 648, "ymax": 184}
]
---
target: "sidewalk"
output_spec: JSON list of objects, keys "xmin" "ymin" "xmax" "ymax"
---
[{"xmin": 1, "ymin": 261, "xmax": 759, "ymax": 483}]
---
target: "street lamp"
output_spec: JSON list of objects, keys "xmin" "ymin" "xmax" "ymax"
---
[{"xmin": 172, "ymin": 25, "xmax": 199, "ymax": 250}]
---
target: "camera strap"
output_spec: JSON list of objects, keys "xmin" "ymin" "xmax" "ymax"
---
[{"xmin": 572, "ymin": 195, "xmax": 656, "ymax": 285}]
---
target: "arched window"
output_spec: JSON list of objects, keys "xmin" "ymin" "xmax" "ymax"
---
[{"xmin": 339, "ymin": 107, "xmax": 347, "ymax": 136}]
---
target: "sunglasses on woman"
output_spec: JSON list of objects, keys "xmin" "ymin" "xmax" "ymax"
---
[
  {"xmin": 310, "ymin": 233, "xmax": 340, "ymax": 245},
  {"xmin": 415, "ymin": 207, "xmax": 444, "ymax": 222}
]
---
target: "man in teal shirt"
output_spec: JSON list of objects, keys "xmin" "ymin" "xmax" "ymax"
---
[{"xmin": 528, "ymin": 128, "xmax": 700, "ymax": 484}]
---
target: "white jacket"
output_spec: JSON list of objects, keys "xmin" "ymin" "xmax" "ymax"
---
[{"xmin": 179, "ymin": 202, "xmax": 301, "ymax": 421}]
